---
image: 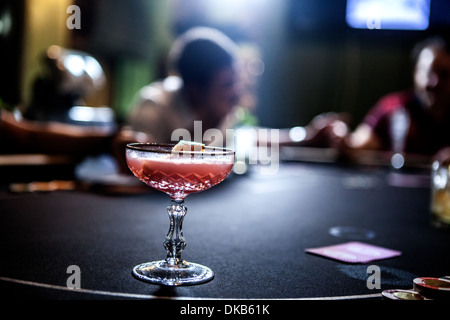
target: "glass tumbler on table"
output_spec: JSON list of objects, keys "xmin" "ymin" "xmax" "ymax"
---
[
  {"xmin": 431, "ymin": 158, "xmax": 450, "ymax": 232},
  {"xmin": 126, "ymin": 143, "xmax": 235, "ymax": 286}
]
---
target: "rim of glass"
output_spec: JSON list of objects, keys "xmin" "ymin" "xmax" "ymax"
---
[{"xmin": 126, "ymin": 142, "xmax": 235, "ymax": 156}]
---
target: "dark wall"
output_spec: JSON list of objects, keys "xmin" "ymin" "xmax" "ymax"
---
[{"xmin": 0, "ymin": 0, "xmax": 24, "ymax": 106}]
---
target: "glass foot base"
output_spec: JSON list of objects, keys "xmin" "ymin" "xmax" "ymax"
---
[{"xmin": 132, "ymin": 260, "xmax": 214, "ymax": 286}]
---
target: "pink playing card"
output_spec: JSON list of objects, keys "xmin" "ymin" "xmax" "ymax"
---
[{"xmin": 305, "ymin": 241, "xmax": 402, "ymax": 263}]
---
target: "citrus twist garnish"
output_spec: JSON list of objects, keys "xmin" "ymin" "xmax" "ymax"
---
[{"xmin": 172, "ymin": 140, "xmax": 205, "ymax": 152}]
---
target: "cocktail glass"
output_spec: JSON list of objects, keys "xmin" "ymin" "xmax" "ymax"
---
[{"xmin": 126, "ymin": 143, "xmax": 235, "ymax": 286}]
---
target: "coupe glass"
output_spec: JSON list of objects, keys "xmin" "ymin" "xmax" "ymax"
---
[{"xmin": 126, "ymin": 143, "xmax": 235, "ymax": 286}]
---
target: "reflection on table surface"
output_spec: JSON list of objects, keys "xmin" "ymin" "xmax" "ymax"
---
[{"xmin": 0, "ymin": 146, "xmax": 449, "ymax": 302}]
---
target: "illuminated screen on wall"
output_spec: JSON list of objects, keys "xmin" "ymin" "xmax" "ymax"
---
[{"xmin": 346, "ymin": 0, "xmax": 431, "ymax": 30}]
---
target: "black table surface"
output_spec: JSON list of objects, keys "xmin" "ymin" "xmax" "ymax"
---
[{"xmin": 1, "ymin": 161, "xmax": 449, "ymax": 304}]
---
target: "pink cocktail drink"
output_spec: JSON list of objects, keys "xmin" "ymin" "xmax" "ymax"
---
[{"xmin": 127, "ymin": 156, "xmax": 234, "ymax": 199}]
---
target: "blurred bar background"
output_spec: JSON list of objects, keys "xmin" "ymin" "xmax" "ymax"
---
[{"xmin": 1, "ymin": 0, "xmax": 450, "ymax": 130}]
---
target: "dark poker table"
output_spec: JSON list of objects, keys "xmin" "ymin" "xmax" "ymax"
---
[{"xmin": 1, "ymin": 149, "xmax": 449, "ymax": 314}]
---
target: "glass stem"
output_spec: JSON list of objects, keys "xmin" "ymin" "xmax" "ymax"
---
[{"xmin": 164, "ymin": 199, "xmax": 187, "ymax": 266}]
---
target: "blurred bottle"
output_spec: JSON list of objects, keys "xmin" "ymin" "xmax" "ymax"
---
[{"xmin": 389, "ymin": 106, "xmax": 410, "ymax": 169}]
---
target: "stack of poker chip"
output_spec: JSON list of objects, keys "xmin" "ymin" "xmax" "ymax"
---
[{"xmin": 382, "ymin": 276, "xmax": 450, "ymax": 300}]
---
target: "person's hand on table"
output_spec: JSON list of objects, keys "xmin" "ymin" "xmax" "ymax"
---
[
  {"xmin": 433, "ymin": 146, "xmax": 450, "ymax": 164},
  {"xmin": 308, "ymin": 112, "xmax": 351, "ymax": 148}
]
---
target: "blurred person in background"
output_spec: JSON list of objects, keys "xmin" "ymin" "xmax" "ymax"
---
[
  {"xmin": 0, "ymin": 45, "xmax": 150, "ymax": 172},
  {"xmin": 293, "ymin": 35, "xmax": 450, "ymax": 162},
  {"xmin": 125, "ymin": 27, "xmax": 256, "ymax": 144}
]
